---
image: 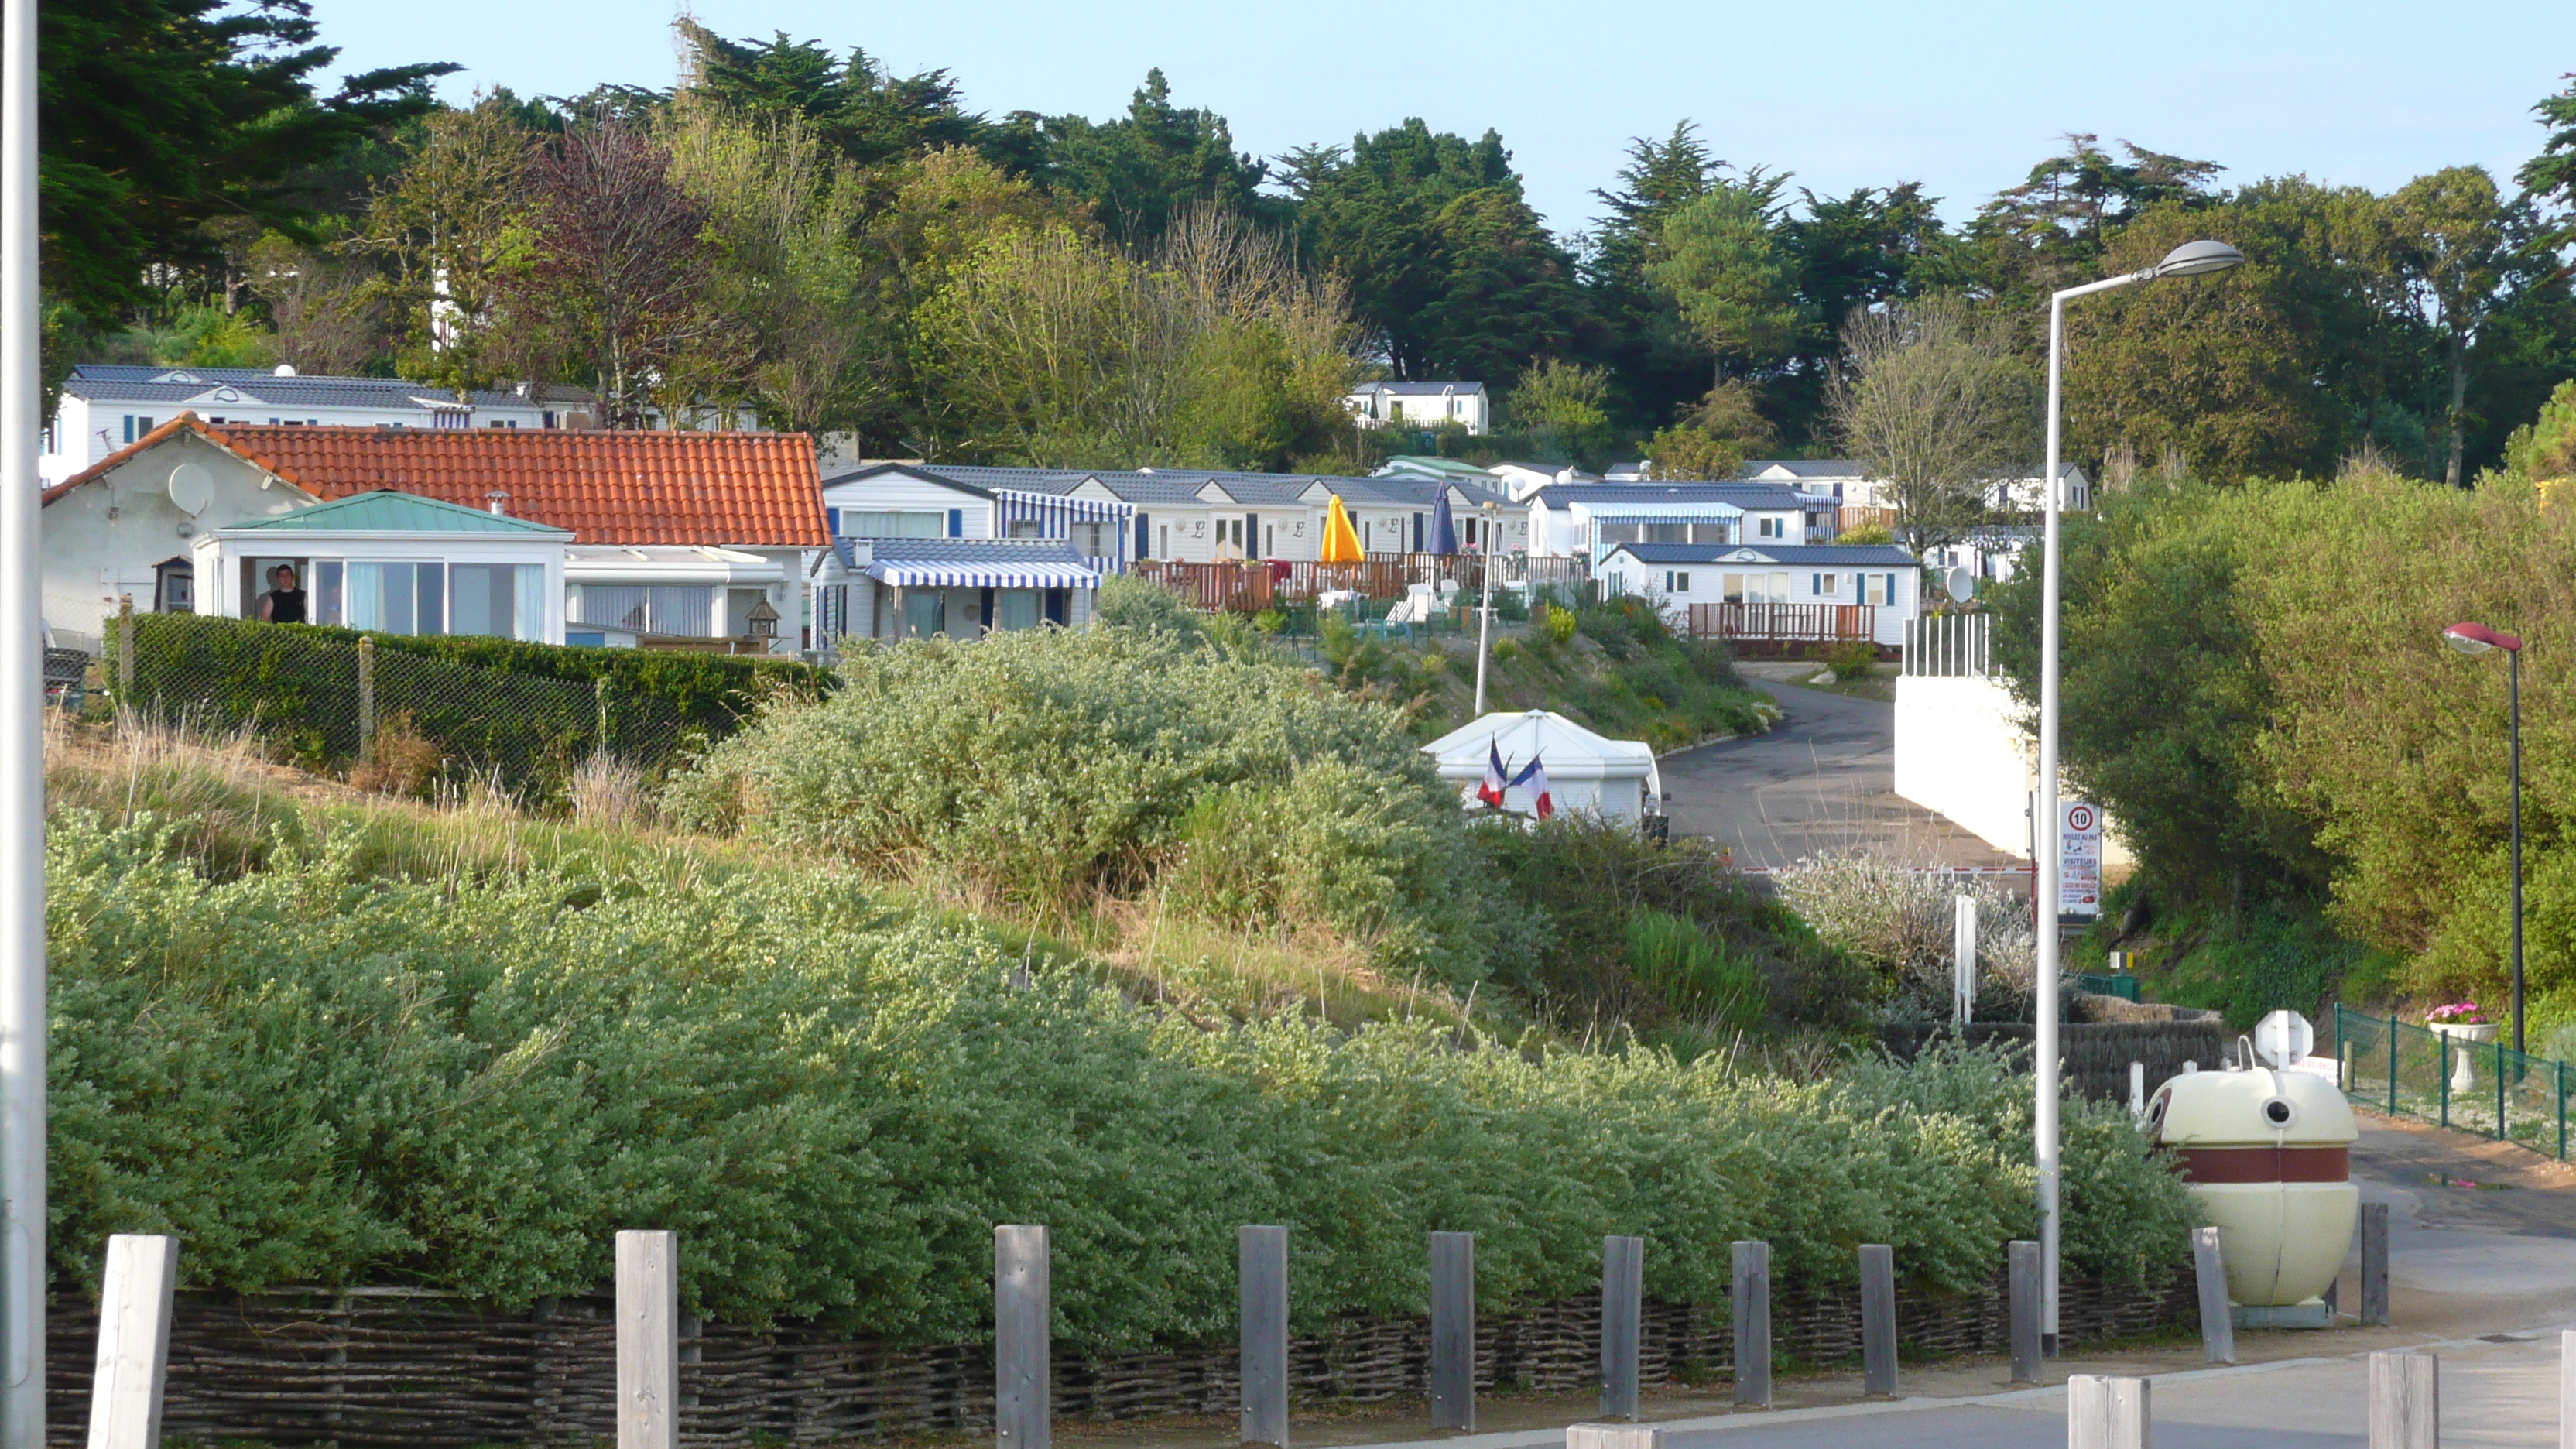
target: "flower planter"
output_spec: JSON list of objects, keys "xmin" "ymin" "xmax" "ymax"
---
[{"xmin": 2429, "ymin": 1020, "xmax": 2498, "ymax": 1091}]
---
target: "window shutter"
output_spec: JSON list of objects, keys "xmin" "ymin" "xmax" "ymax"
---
[{"xmin": 947, "ymin": 509, "xmax": 964, "ymax": 538}]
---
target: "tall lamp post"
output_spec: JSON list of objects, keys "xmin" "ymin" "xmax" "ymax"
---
[
  {"xmin": 2036, "ymin": 238, "xmax": 2242, "ymax": 1356},
  {"xmin": 2444, "ymin": 621, "xmax": 2526, "ymax": 1052},
  {"xmin": 1, "ymin": 0, "xmax": 43, "ymax": 1434}
]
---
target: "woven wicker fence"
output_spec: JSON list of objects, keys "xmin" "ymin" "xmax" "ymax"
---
[{"xmin": 41, "ymin": 1262, "xmax": 2194, "ymax": 1446}]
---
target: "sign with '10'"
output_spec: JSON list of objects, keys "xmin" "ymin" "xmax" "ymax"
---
[{"xmin": 2060, "ymin": 801, "xmax": 2103, "ymax": 917}]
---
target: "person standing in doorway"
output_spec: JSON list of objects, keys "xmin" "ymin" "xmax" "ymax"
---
[{"xmin": 258, "ymin": 564, "xmax": 307, "ymax": 624}]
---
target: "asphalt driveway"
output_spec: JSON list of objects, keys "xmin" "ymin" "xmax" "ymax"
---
[{"xmin": 1661, "ymin": 680, "xmax": 2020, "ymax": 872}]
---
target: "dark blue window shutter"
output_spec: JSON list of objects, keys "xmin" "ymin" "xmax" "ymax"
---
[
  {"xmin": 947, "ymin": 509, "xmax": 964, "ymax": 538},
  {"xmin": 1136, "ymin": 512, "xmax": 1150, "ymax": 559},
  {"xmin": 827, "ymin": 507, "xmax": 841, "ymax": 536}
]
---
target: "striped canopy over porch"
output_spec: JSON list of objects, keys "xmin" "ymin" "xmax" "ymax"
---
[{"xmin": 840, "ymin": 536, "xmax": 1102, "ymax": 590}]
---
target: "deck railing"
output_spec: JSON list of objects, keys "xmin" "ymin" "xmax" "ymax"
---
[
  {"xmin": 1135, "ymin": 553, "xmax": 1591, "ymax": 611},
  {"xmin": 1684, "ymin": 601, "xmax": 1876, "ymax": 642}
]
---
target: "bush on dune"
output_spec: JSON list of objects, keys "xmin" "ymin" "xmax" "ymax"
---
[
  {"xmin": 664, "ymin": 625, "xmax": 1506, "ymax": 986},
  {"xmin": 48, "ymin": 812, "xmax": 2194, "ymax": 1338}
]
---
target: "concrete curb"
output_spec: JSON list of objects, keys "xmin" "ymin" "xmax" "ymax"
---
[{"xmin": 1309, "ymin": 1318, "xmax": 2576, "ymax": 1449}]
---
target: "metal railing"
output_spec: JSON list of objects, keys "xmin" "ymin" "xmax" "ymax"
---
[
  {"xmin": 1904, "ymin": 613, "xmax": 1992, "ymax": 677},
  {"xmin": 1684, "ymin": 601, "xmax": 1877, "ymax": 642},
  {"xmin": 2334, "ymin": 1004, "xmax": 2572, "ymax": 1160},
  {"xmin": 1134, "ymin": 553, "xmax": 1590, "ymax": 611}
]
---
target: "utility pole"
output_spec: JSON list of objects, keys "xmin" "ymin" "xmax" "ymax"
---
[{"xmin": 1472, "ymin": 502, "xmax": 1498, "ymax": 716}]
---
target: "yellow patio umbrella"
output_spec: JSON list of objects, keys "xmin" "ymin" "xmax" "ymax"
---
[{"xmin": 1321, "ymin": 493, "xmax": 1365, "ymax": 564}]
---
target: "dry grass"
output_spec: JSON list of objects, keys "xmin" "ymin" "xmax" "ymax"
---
[
  {"xmin": 567, "ymin": 753, "xmax": 651, "ymax": 831},
  {"xmin": 348, "ymin": 712, "xmax": 444, "ymax": 798},
  {"xmin": 43, "ymin": 707, "xmax": 1515, "ymax": 1036}
]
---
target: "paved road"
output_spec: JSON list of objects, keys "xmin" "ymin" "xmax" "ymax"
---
[
  {"xmin": 1660, "ymin": 680, "xmax": 2018, "ymax": 870},
  {"xmin": 1286, "ymin": 1117, "xmax": 2576, "ymax": 1449}
]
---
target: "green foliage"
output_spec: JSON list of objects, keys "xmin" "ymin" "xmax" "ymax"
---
[
  {"xmin": 1772, "ymin": 854, "xmax": 2036, "ymax": 1022},
  {"xmin": 1989, "ymin": 454, "xmax": 2576, "ymax": 1019},
  {"xmin": 40, "ymin": 0, "xmax": 452, "ymax": 323},
  {"xmin": 114, "ymin": 612, "xmax": 821, "ymax": 782},
  {"xmin": 1541, "ymin": 605, "xmax": 1578, "ymax": 645},
  {"xmin": 1283, "ymin": 120, "xmax": 1585, "ymax": 389},
  {"xmin": 1821, "ymin": 640, "xmax": 1879, "ymax": 682},
  {"xmin": 1472, "ymin": 817, "xmax": 1865, "ymax": 1033},
  {"xmin": 47, "ymin": 811, "xmax": 2192, "ymax": 1328},
  {"xmin": 1036, "ymin": 70, "xmax": 1278, "ymax": 245},
  {"xmin": 2098, "ymin": 886, "xmax": 2396, "ymax": 1029},
  {"xmin": 665, "ymin": 625, "xmax": 1499, "ymax": 984}
]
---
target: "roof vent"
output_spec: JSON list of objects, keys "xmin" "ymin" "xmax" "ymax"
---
[
  {"xmin": 485, "ymin": 490, "xmax": 511, "ymax": 516},
  {"xmin": 273, "ymin": 364, "xmax": 296, "ymax": 378}
]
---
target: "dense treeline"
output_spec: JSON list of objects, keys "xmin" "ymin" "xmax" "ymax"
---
[
  {"xmin": 1990, "ymin": 384, "xmax": 2576, "ymax": 1033},
  {"xmin": 42, "ymin": 3, "xmax": 2576, "ymax": 483}
]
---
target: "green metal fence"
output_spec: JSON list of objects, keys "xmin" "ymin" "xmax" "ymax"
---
[{"xmin": 2334, "ymin": 1004, "xmax": 2572, "ymax": 1160}]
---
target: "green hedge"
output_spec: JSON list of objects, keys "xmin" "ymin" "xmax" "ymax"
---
[
  {"xmin": 48, "ymin": 812, "xmax": 2196, "ymax": 1341},
  {"xmin": 111, "ymin": 612, "xmax": 827, "ymax": 783}
]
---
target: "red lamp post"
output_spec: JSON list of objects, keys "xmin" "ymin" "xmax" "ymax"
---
[{"xmin": 2444, "ymin": 622, "xmax": 2526, "ymax": 1052}]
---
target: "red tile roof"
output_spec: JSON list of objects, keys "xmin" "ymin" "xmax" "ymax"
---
[
  {"xmin": 54, "ymin": 417, "xmax": 830, "ymax": 547},
  {"xmin": 43, "ymin": 414, "xmax": 222, "ymax": 505}
]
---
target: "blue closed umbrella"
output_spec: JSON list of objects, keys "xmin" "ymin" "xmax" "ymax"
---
[{"xmin": 1429, "ymin": 490, "xmax": 1459, "ymax": 554}]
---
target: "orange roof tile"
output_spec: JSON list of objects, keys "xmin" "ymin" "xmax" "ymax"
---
[{"xmin": 184, "ymin": 423, "xmax": 829, "ymax": 548}]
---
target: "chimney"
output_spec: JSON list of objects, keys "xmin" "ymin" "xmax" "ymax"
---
[{"xmin": 485, "ymin": 490, "xmax": 510, "ymax": 516}]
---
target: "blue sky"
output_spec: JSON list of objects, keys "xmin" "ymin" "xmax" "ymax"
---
[{"xmin": 318, "ymin": 0, "xmax": 2576, "ymax": 237}]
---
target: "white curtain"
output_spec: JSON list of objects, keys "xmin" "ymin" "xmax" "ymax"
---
[{"xmin": 514, "ymin": 565, "xmax": 544, "ymax": 640}]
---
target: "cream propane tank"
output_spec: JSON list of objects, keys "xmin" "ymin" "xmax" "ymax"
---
[{"xmin": 2143, "ymin": 1063, "xmax": 2358, "ymax": 1307}]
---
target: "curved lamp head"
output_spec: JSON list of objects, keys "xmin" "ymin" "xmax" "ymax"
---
[
  {"xmin": 2153, "ymin": 239, "xmax": 2246, "ymax": 278},
  {"xmin": 2444, "ymin": 621, "xmax": 2524, "ymax": 656}
]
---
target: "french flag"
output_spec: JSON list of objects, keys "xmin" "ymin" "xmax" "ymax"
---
[
  {"xmin": 1478, "ymin": 742, "xmax": 1510, "ymax": 809},
  {"xmin": 1509, "ymin": 754, "xmax": 1553, "ymax": 820}
]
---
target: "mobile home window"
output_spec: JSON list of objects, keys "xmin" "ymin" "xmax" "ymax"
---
[
  {"xmin": 1665, "ymin": 570, "xmax": 1690, "ymax": 593},
  {"xmin": 1814, "ymin": 573, "xmax": 1839, "ymax": 598},
  {"xmin": 450, "ymin": 564, "xmax": 547, "ymax": 640},
  {"xmin": 839, "ymin": 510, "xmax": 944, "ymax": 538}
]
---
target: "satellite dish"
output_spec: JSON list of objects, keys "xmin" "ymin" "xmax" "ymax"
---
[
  {"xmin": 2252, "ymin": 1009, "xmax": 2314, "ymax": 1068},
  {"xmin": 166, "ymin": 462, "xmax": 213, "ymax": 516},
  {"xmin": 1945, "ymin": 566, "xmax": 1976, "ymax": 601}
]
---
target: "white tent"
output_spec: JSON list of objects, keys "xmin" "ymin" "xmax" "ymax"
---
[{"xmin": 1420, "ymin": 709, "xmax": 1663, "ymax": 824}]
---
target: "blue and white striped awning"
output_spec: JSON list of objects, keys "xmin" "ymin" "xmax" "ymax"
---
[{"xmin": 865, "ymin": 560, "xmax": 1101, "ymax": 589}]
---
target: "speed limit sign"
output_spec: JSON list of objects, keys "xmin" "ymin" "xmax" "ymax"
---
[{"xmin": 2060, "ymin": 801, "xmax": 2102, "ymax": 916}]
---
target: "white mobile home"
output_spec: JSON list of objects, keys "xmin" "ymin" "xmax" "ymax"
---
[{"xmin": 1597, "ymin": 541, "xmax": 1922, "ymax": 647}]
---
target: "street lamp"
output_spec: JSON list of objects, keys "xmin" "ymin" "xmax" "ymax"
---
[
  {"xmin": 2036, "ymin": 238, "xmax": 2242, "ymax": 1356},
  {"xmin": 1473, "ymin": 499, "xmax": 1500, "ymax": 715},
  {"xmin": 2444, "ymin": 621, "xmax": 2526, "ymax": 1053}
]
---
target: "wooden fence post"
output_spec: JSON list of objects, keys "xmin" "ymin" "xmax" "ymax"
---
[
  {"xmin": 2361, "ymin": 1202, "xmax": 2391, "ymax": 1327},
  {"xmin": 2560, "ymin": 1331, "xmax": 2575, "ymax": 1449},
  {"xmin": 996, "ymin": 1225, "xmax": 1051, "ymax": 1449},
  {"xmin": 615, "ymin": 1230, "xmax": 678, "ymax": 1449},
  {"xmin": 2369, "ymin": 1350, "xmax": 2437, "ymax": 1449},
  {"xmin": 2191, "ymin": 1226, "xmax": 2235, "ymax": 1365},
  {"xmin": 1238, "ymin": 1226, "xmax": 1288, "ymax": 1447},
  {"xmin": 1858, "ymin": 1244, "xmax": 1896, "ymax": 1398},
  {"xmin": 357, "ymin": 635, "xmax": 376, "ymax": 762},
  {"xmin": 1567, "ymin": 1426, "xmax": 1662, "ymax": 1449},
  {"xmin": 2008, "ymin": 1239, "xmax": 2040, "ymax": 1385},
  {"xmin": 1600, "ymin": 1235, "xmax": 1643, "ymax": 1420},
  {"xmin": 86, "ymin": 1235, "xmax": 178, "ymax": 1449},
  {"xmin": 1731, "ymin": 1240, "xmax": 1770, "ymax": 1410},
  {"xmin": 116, "ymin": 594, "xmax": 135, "ymax": 697},
  {"xmin": 1430, "ymin": 1231, "xmax": 1475, "ymax": 1431},
  {"xmin": 2067, "ymin": 1375, "xmax": 2150, "ymax": 1449}
]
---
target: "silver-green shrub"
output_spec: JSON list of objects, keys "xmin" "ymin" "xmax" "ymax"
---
[
  {"xmin": 665, "ymin": 625, "xmax": 1498, "ymax": 984},
  {"xmin": 1773, "ymin": 853, "xmax": 2038, "ymax": 1019},
  {"xmin": 50, "ymin": 814, "xmax": 2194, "ymax": 1338}
]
